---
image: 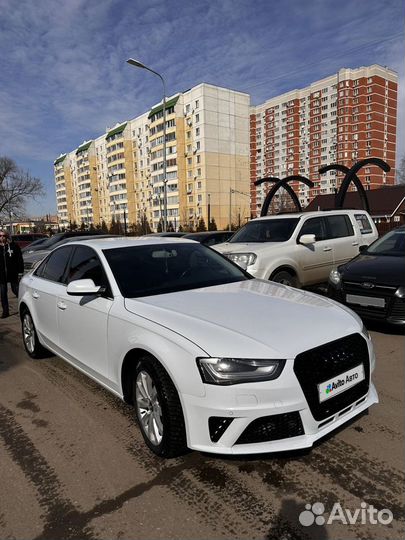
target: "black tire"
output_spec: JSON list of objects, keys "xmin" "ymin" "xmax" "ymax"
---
[
  {"xmin": 271, "ymin": 270, "xmax": 299, "ymax": 288},
  {"xmin": 21, "ymin": 308, "xmax": 49, "ymax": 359},
  {"xmin": 133, "ymin": 356, "xmax": 188, "ymax": 458}
]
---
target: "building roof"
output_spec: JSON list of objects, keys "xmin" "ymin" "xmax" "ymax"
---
[
  {"xmin": 76, "ymin": 141, "xmax": 92, "ymax": 155},
  {"xmin": 106, "ymin": 122, "xmax": 127, "ymax": 139},
  {"xmin": 305, "ymin": 185, "xmax": 405, "ymax": 217},
  {"xmin": 148, "ymin": 96, "xmax": 179, "ymax": 119}
]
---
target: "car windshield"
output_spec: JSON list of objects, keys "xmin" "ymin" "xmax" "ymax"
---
[
  {"xmin": 366, "ymin": 228, "xmax": 405, "ymax": 257},
  {"xmin": 35, "ymin": 234, "xmax": 64, "ymax": 249},
  {"xmin": 229, "ymin": 218, "xmax": 300, "ymax": 243},
  {"xmin": 103, "ymin": 243, "xmax": 251, "ymax": 298}
]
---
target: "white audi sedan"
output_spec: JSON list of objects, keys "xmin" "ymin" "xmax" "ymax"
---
[{"xmin": 19, "ymin": 237, "xmax": 377, "ymax": 457}]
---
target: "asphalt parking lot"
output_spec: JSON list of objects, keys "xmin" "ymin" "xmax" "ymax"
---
[{"xmin": 0, "ymin": 297, "xmax": 404, "ymax": 540}]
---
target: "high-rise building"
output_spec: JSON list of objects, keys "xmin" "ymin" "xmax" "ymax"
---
[
  {"xmin": 250, "ymin": 65, "xmax": 398, "ymax": 217},
  {"xmin": 54, "ymin": 83, "xmax": 250, "ymax": 231}
]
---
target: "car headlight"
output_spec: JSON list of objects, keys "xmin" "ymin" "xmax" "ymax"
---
[
  {"xmin": 226, "ymin": 253, "xmax": 257, "ymax": 270},
  {"xmin": 196, "ymin": 357, "xmax": 285, "ymax": 385},
  {"xmin": 329, "ymin": 268, "xmax": 342, "ymax": 286}
]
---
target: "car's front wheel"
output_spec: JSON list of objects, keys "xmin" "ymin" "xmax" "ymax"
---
[
  {"xmin": 271, "ymin": 270, "xmax": 299, "ymax": 288},
  {"xmin": 133, "ymin": 356, "xmax": 187, "ymax": 458},
  {"xmin": 21, "ymin": 309, "xmax": 49, "ymax": 359}
]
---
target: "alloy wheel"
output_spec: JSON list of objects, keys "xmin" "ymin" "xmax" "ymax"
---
[{"xmin": 135, "ymin": 370, "xmax": 163, "ymax": 445}]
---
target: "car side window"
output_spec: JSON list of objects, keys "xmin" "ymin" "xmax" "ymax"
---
[
  {"xmin": 67, "ymin": 246, "xmax": 109, "ymax": 290},
  {"xmin": 355, "ymin": 213, "xmax": 373, "ymax": 234},
  {"xmin": 36, "ymin": 246, "xmax": 74, "ymax": 283},
  {"xmin": 326, "ymin": 215, "xmax": 354, "ymax": 239},
  {"xmin": 299, "ymin": 217, "xmax": 327, "ymax": 241}
]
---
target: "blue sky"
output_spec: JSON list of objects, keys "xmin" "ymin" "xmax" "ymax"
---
[{"xmin": 0, "ymin": 0, "xmax": 403, "ymax": 216}]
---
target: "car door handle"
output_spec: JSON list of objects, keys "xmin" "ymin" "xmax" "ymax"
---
[
  {"xmin": 32, "ymin": 291, "xmax": 39, "ymax": 299},
  {"xmin": 57, "ymin": 301, "xmax": 67, "ymax": 311},
  {"xmin": 352, "ymin": 241, "xmax": 359, "ymax": 246},
  {"xmin": 323, "ymin": 247, "xmax": 332, "ymax": 252}
]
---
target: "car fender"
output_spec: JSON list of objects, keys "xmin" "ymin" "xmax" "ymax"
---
[
  {"xmin": 262, "ymin": 257, "xmax": 301, "ymax": 282},
  {"xmin": 107, "ymin": 303, "xmax": 207, "ymax": 399}
]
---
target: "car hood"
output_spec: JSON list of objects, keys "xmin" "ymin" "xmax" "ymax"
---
[
  {"xmin": 124, "ymin": 279, "xmax": 361, "ymax": 358},
  {"xmin": 342, "ymin": 254, "xmax": 405, "ymax": 286}
]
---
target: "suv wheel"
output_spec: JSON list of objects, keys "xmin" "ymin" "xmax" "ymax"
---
[{"xmin": 271, "ymin": 270, "xmax": 299, "ymax": 288}]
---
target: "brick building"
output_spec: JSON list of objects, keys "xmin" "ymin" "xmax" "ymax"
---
[{"xmin": 250, "ymin": 65, "xmax": 398, "ymax": 217}]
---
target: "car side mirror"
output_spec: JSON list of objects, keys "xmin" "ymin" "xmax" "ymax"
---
[
  {"xmin": 67, "ymin": 279, "xmax": 104, "ymax": 296},
  {"xmin": 359, "ymin": 245, "xmax": 368, "ymax": 253},
  {"xmin": 299, "ymin": 234, "xmax": 316, "ymax": 245}
]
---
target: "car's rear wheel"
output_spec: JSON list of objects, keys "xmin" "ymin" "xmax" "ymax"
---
[
  {"xmin": 133, "ymin": 356, "xmax": 187, "ymax": 458},
  {"xmin": 271, "ymin": 270, "xmax": 299, "ymax": 288},
  {"xmin": 21, "ymin": 309, "xmax": 48, "ymax": 359}
]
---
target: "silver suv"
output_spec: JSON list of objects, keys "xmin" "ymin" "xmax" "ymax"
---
[{"xmin": 214, "ymin": 210, "xmax": 378, "ymax": 287}]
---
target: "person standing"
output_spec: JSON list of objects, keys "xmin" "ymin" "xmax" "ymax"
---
[{"xmin": 0, "ymin": 230, "xmax": 24, "ymax": 318}]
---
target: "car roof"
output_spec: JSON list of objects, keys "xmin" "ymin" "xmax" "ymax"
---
[
  {"xmin": 253, "ymin": 209, "xmax": 369, "ymax": 221},
  {"xmin": 184, "ymin": 230, "xmax": 233, "ymax": 237},
  {"xmin": 65, "ymin": 236, "xmax": 197, "ymax": 252}
]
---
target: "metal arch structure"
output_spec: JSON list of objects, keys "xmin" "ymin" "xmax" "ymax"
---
[
  {"xmin": 321, "ymin": 158, "xmax": 390, "ymax": 212},
  {"xmin": 254, "ymin": 175, "xmax": 314, "ymax": 217},
  {"xmin": 319, "ymin": 163, "xmax": 371, "ymax": 214}
]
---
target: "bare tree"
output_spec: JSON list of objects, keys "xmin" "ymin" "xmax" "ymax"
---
[
  {"xmin": 0, "ymin": 157, "xmax": 44, "ymax": 218},
  {"xmin": 396, "ymin": 156, "xmax": 405, "ymax": 185}
]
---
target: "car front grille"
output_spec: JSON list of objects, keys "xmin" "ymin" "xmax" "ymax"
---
[
  {"xmin": 342, "ymin": 281, "xmax": 396, "ymax": 320},
  {"xmin": 294, "ymin": 333, "xmax": 370, "ymax": 421},
  {"xmin": 342, "ymin": 281, "xmax": 403, "ymax": 322},
  {"xmin": 235, "ymin": 412, "xmax": 304, "ymax": 445},
  {"xmin": 390, "ymin": 298, "xmax": 405, "ymax": 322}
]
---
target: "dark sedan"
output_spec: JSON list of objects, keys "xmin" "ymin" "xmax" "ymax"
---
[
  {"xmin": 328, "ymin": 225, "xmax": 405, "ymax": 325},
  {"xmin": 183, "ymin": 231, "xmax": 235, "ymax": 246}
]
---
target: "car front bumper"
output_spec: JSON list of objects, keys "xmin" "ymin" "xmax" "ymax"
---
[
  {"xmin": 182, "ymin": 383, "xmax": 377, "ymax": 454},
  {"xmin": 181, "ymin": 335, "xmax": 377, "ymax": 455}
]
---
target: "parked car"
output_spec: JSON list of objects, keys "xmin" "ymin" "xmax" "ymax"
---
[
  {"xmin": 328, "ymin": 225, "xmax": 405, "ymax": 325},
  {"xmin": 21, "ymin": 237, "xmax": 49, "ymax": 251},
  {"xmin": 183, "ymin": 231, "xmax": 235, "ymax": 246},
  {"xmin": 145, "ymin": 232, "xmax": 187, "ymax": 238},
  {"xmin": 22, "ymin": 230, "xmax": 107, "ymax": 254},
  {"xmin": 12, "ymin": 233, "xmax": 48, "ymax": 249},
  {"xmin": 23, "ymin": 234, "xmax": 118, "ymax": 272},
  {"xmin": 214, "ymin": 210, "xmax": 378, "ymax": 288},
  {"xmin": 19, "ymin": 237, "xmax": 376, "ymax": 457}
]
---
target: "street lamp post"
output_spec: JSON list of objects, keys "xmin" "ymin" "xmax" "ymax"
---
[
  {"xmin": 229, "ymin": 188, "xmax": 250, "ymax": 231},
  {"xmin": 127, "ymin": 58, "xmax": 167, "ymax": 232}
]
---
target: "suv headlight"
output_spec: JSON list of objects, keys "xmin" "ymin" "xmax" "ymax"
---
[
  {"xmin": 226, "ymin": 252, "xmax": 257, "ymax": 270},
  {"xmin": 329, "ymin": 268, "xmax": 342, "ymax": 286},
  {"xmin": 196, "ymin": 357, "xmax": 285, "ymax": 385}
]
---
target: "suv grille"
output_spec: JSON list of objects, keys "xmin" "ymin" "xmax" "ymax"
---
[{"xmin": 294, "ymin": 333, "xmax": 370, "ymax": 421}]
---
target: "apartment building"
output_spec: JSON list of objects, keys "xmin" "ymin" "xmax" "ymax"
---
[
  {"xmin": 54, "ymin": 83, "xmax": 250, "ymax": 231},
  {"xmin": 250, "ymin": 65, "xmax": 398, "ymax": 217}
]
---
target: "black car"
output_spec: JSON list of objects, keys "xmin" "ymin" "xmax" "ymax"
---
[
  {"xmin": 328, "ymin": 225, "xmax": 405, "ymax": 325},
  {"xmin": 183, "ymin": 231, "xmax": 235, "ymax": 246},
  {"xmin": 22, "ymin": 230, "xmax": 107, "ymax": 254},
  {"xmin": 145, "ymin": 232, "xmax": 187, "ymax": 238}
]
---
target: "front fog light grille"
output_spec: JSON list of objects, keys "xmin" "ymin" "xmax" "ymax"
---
[
  {"xmin": 235, "ymin": 412, "xmax": 304, "ymax": 445},
  {"xmin": 208, "ymin": 417, "xmax": 234, "ymax": 442}
]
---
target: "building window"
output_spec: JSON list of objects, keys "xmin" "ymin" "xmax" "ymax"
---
[{"xmin": 195, "ymin": 114, "xmax": 200, "ymax": 123}]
